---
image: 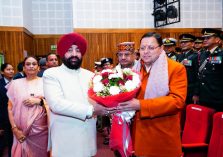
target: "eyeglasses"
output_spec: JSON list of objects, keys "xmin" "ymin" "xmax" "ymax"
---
[
  {"xmin": 116, "ymin": 53, "xmax": 132, "ymax": 57},
  {"xmin": 139, "ymin": 45, "xmax": 160, "ymax": 51}
]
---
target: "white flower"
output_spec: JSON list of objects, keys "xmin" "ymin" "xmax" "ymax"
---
[
  {"xmin": 132, "ymin": 74, "xmax": 140, "ymax": 87},
  {"xmin": 93, "ymin": 82, "xmax": 104, "ymax": 93},
  {"xmin": 123, "ymin": 68, "xmax": 132, "ymax": 74},
  {"xmin": 125, "ymin": 80, "xmax": 137, "ymax": 91},
  {"xmin": 115, "ymin": 66, "xmax": 123, "ymax": 79},
  {"xmin": 101, "ymin": 69, "xmax": 113, "ymax": 73},
  {"xmin": 93, "ymin": 75, "xmax": 102, "ymax": 84},
  {"xmin": 109, "ymin": 86, "xmax": 121, "ymax": 95},
  {"xmin": 108, "ymin": 73, "xmax": 120, "ymax": 79}
]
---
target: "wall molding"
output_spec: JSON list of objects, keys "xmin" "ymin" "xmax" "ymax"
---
[{"xmin": 74, "ymin": 28, "xmax": 204, "ymax": 33}]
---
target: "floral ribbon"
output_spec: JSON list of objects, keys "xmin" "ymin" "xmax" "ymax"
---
[{"xmin": 115, "ymin": 111, "xmax": 135, "ymax": 157}]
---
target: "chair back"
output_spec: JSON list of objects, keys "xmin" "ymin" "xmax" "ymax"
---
[
  {"xmin": 182, "ymin": 104, "xmax": 215, "ymax": 144},
  {"xmin": 208, "ymin": 112, "xmax": 223, "ymax": 157}
]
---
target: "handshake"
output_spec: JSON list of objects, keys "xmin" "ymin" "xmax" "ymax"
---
[{"xmin": 89, "ymin": 98, "xmax": 140, "ymax": 117}]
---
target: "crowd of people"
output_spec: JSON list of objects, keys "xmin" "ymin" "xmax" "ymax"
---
[{"xmin": 0, "ymin": 28, "xmax": 222, "ymax": 157}]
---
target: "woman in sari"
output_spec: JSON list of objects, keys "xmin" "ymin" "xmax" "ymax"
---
[{"xmin": 7, "ymin": 56, "xmax": 48, "ymax": 157}]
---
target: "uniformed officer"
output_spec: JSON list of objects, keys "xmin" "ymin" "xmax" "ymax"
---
[
  {"xmin": 99, "ymin": 57, "xmax": 114, "ymax": 145},
  {"xmin": 177, "ymin": 34, "xmax": 199, "ymax": 104},
  {"xmin": 94, "ymin": 61, "xmax": 102, "ymax": 73},
  {"xmin": 197, "ymin": 28, "xmax": 223, "ymax": 111},
  {"xmin": 100, "ymin": 57, "xmax": 113, "ymax": 70},
  {"xmin": 194, "ymin": 36, "xmax": 205, "ymax": 65},
  {"xmin": 163, "ymin": 38, "xmax": 178, "ymax": 61},
  {"xmin": 194, "ymin": 37, "xmax": 204, "ymax": 52}
]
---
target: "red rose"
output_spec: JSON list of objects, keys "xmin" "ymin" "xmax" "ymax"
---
[
  {"xmin": 126, "ymin": 75, "xmax": 133, "ymax": 80},
  {"xmin": 102, "ymin": 78, "xmax": 109, "ymax": 85},
  {"xmin": 102, "ymin": 72, "xmax": 109, "ymax": 78},
  {"xmin": 118, "ymin": 80, "xmax": 125, "ymax": 85}
]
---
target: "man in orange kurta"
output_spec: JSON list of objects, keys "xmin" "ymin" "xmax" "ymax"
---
[{"xmin": 117, "ymin": 32, "xmax": 187, "ymax": 157}]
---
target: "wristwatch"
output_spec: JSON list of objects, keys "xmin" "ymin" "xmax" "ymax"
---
[{"xmin": 39, "ymin": 98, "xmax": 44, "ymax": 106}]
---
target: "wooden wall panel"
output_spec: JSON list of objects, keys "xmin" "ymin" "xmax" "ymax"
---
[
  {"xmin": 0, "ymin": 26, "xmax": 34, "ymax": 72},
  {"xmin": 76, "ymin": 28, "xmax": 203, "ymax": 71},
  {"xmin": 0, "ymin": 27, "xmax": 205, "ymax": 72},
  {"xmin": 23, "ymin": 29, "xmax": 34, "ymax": 57},
  {"xmin": 33, "ymin": 35, "xmax": 61, "ymax": 57},
  {"xmin": 0, "ymin": 30, "xmax": 24, "ymax": 70}
]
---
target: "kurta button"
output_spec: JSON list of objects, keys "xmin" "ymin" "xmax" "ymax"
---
[
  {"xmin": 202, "ymin": 83, "xmax": 204, "ymax": 85},
  {"xmin": 204, "ymin": 68, "xmax": 206, "ymax": 70}
]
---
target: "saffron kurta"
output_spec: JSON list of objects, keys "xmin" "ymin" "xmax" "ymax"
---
[
  {"xmin": 133, "ymin": 58, "xmax": 187, "ymax": 157},
  {"xmin": 43, "ymin": 64, "xmax": 96, "ymax": 157}
]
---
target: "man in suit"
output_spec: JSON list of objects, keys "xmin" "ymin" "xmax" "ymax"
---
[
  {"xmin": 13, "ymin": 61, "xmax": 25, "ymax": 80},
  {"xmin": 43, "ymin": 33, "xmax": 108, "ymax": 157},
  {"xmin": 177, "ymin": 34, "xmax": 199, "ymax": 104},
  {"xmin": 197, "ymin": 28, "xmax": 223, "ymax": 111}
]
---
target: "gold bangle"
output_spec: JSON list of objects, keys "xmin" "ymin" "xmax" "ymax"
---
[{"xmin": 11, "ymin": 124, "xmax": 17, "ymax": 130}]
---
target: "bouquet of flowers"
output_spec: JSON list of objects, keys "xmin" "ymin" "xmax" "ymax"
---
[{"xmin": 88, "ymin": 67, "xmax": 141, "ymax": 107}]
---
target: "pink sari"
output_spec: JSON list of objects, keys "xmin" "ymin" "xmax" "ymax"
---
[{"xmin": 7, "ymin": 78, "xmax": 48, "ymax": 157}]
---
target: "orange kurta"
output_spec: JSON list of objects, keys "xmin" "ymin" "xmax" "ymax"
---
[{"xmin": 133, "ymin": 58, "xmax": 187, "ymax": 157}]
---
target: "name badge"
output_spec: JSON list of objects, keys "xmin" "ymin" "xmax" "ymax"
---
[
  {"xmin": 209, "ymin": 56, "xmax": 222, "ymax": 64},
  {"xmin": 182, "ymin": 59, "xmax": 192, "ymax": 66}
]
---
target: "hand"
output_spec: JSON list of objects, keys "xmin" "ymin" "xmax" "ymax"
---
[
  {"xmin": 192, "ymin": 95, "xmax": 199, "ymax": 104},
  {"xmin": 23, "ymin": 97, "xmax": 41, "ymax": 107},
  {"xmin": 12, "ymin": 128, "xmax": 26, "ymax": 143},
  {"xmin": 93, "ymin": 103, "xmax": 108, "ymax": 116},
  {"xmin": 88, "ymin": 98, "xmax": 108, "ymax": 116},
  {"xmin": 117, "ymin": 98, "xmax": 140, "ymax": 112}
]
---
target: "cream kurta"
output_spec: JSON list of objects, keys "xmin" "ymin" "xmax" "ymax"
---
[{"xmin": 43, "ymin": 64, "xmax": 96, "ymax": 157}]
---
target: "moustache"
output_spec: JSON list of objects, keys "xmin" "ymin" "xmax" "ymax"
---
[{"xmin": 68, "ymin": 56, "xmax": 80, "ymax": 61}]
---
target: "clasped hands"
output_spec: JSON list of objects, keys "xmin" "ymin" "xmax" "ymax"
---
[
  {"xmin": 23, "ymin": 96, "xmax": 42, "ymax": 107},
  {"xmin": 91, "ymin": 98, "xmax": 140, "ymax": 116}
]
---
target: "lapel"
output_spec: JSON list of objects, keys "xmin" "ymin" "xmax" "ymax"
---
[{"xmin": 0, "ymin": 78, "xmax": 7, "ymax": 92}]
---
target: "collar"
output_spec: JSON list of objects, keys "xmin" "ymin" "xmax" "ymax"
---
[
  {"xmin": 209, "ymin": 46, "xmax": 219, "ymax": 54},
  {"xmin": 4, "ymin": 77, "xmax": 10, "ymax": 84},
  {"xmin": 61, "ymin": 64, "xmax": 81, "ymax": 73},
  {"xmin": 140, "ymin": 60, "xmax": 151, "ymax": 73}
]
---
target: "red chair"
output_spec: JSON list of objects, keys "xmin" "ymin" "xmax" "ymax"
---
[
  {"xmin": 182, "ymin": 104, "xmax": 215, "ymax": 157},
  {"xmin": 207, "ymin": 112, "xmax": 223, "ymax": 157}
]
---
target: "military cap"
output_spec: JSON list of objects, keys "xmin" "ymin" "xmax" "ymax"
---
[
  {"xmin": 100, "ymin": 58, "xmax": 113, "ymax": 66},
  {"xmin": 194, "ymin": 37, "xmax": 204, "ymax": 43},
  {"xmin": 201, "ymin": 28, "xmax": 222, "ymax": 38},
  {"xmin": 117, "ymin": 42, "xmax": 135, "ymax": 53},
  {"xmin": 94, "ymin": 61, "xmax": 101, "ymax": 66},
  {"xmin": 162, "ymin": 38, "xmax": 177, "ymax": 46},
  {"xmin": 94, "ymin": 61, "xmax": 101, "ymax": 68},
  {"xmin": 179, "ymin": 34, "xmax": 196, "ymax": 42}
]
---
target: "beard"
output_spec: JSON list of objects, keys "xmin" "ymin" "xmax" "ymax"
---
[{"xmin": 62, "ymin": 56, "xmax": 82, "ymax": 70}]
